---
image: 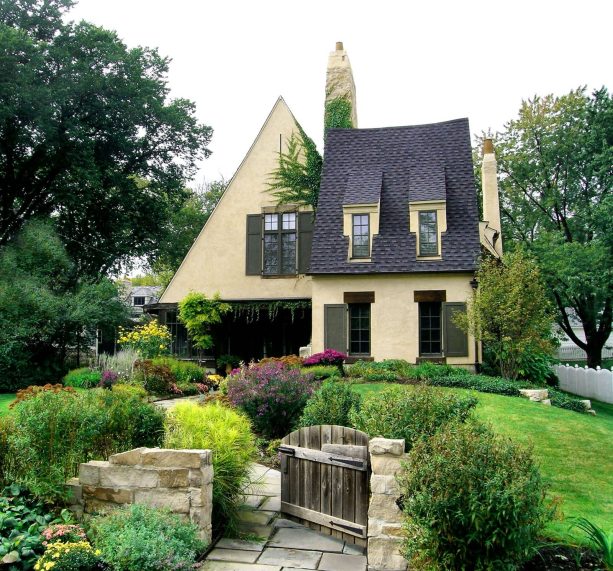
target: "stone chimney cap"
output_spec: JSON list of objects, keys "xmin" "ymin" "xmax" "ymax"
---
[
  {"xmin": 336, "ymin": 41, "xmax": 344, "ymax": 51},
  {"xmin": 483, "ymin": 138, "xmax": 495, "ymax": 155}
]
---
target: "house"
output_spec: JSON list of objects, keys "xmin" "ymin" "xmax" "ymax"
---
[
  {"xmin": 117, "ymin": 282, "xmax": 162, "ymax": 319},
  {"xmin": 150, "ymin": 43, "xmax": 503, "ymax": 368}
]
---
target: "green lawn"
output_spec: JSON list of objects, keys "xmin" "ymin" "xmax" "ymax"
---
[
  {"xmin": 353, "ymin": 383, "xmax": 613, "ymax": 543},
  {"xmin": 0, "ymin": 393, "xmax": 15, "ymax": 416}
]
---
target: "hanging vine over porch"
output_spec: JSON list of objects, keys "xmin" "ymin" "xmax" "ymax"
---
[{"xmin": 229, "ymin": 300, "xmax": 311, "ymax": 323}]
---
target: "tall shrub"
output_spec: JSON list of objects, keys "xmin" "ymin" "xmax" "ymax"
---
[
  {"xmin": 118, "ymin": 320, "xmax": 171, "ymax": 359},
  {"xmin": 349, "ymin": 385, "xmax": 477, "ymax": 452},
  {"xmin": 164, "ymin": 401, "xmax": 256, "ymax": 536},
  {"xmin": 4, "ymin": 389, "xmax": 164, "ymax": 499},
  {"xmin": 227, "ymin": 362, "xmax": 317, "ymax": 438},
  {"xmin": 299, "ymin": 381, "xmax": 361, "ymax": 427},
  {"xmin": 397, "ymin": 421, "xmax": 552, "ymax": 570}
]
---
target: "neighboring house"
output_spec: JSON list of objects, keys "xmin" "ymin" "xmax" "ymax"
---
[
  {"xmin": 149, "ymin": 43, "xmax": 504, "ymax": 367},
  {"xmin": 556, "ymin": 310, "xmax": 613, "ymax": 361},
  {"xmin": 120, "ymin": 283, "xmax": 162, "ymax": 319}
]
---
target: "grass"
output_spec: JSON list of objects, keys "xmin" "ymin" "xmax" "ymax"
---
[
  {"xmin": 352, "ymin": 383, "xmax": 613, "ymax": 543},
  {"xmin": 0, "ymin": 394, "xmax": 15, "ymax": 416}
]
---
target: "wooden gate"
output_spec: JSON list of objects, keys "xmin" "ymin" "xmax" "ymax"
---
[{"xmin": 279, "ymin": 425, "xmax": 369, "ymax": 546}]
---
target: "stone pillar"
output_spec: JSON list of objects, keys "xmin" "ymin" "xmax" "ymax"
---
[
  {"xmin": 67, "ymin": 447, "xmax": 213, "ymax": 544},
  {"xmin": 368, "ymin": 438, "xmax": 408, "ymax": 571}
]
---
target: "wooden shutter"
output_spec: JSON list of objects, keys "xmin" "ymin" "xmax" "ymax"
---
[
  {"xmin": 324, "ymin": 304, "xmax": 347, "ymax": 353},
  {"xmin": 298, "ymin": 212, "xmax": 314, "ymax": 274},
  {"xmin": 246, "ymin": 215, "xmax": 262, "ymax": 275},
  {"xmin": 443, "ymin": 302, "xmax": 468, "ymax": 357}
]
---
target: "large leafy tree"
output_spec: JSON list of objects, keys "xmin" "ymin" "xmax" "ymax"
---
[
  {"xmin": 0, "ymin": 0, "xmax": 212, "ymax": 277},
  {"xmin": 496, "ymin": 88, "xmax": 612, "ymax": 367}
]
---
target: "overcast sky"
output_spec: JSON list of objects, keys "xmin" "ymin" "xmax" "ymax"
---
[{"xmin": 69, "ymin": 0, "xmax": 612, "ymax": 185}]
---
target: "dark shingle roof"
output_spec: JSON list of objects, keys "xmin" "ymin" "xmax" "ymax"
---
[
  {"xmin": 309, "ymin": 118, "xmax": 480, "ymax": 274},
  {"xmin": 343, "ymin": 170, "xmax": 382, "ymax": 204}
]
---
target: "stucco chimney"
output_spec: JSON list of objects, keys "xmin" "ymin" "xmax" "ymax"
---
[
  {"xmin": 325, "ymin": 41, "xmax": 358, "ymax": 127},
  {"xmin": 481, "ymin": 138, "xmax": 503, "ymax": 256}
]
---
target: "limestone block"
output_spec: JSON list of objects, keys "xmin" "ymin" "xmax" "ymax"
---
[
  {"xmin": 541, "ymin": 399, "xmax": 552, "ymax": 406},
  {"xmin": 579, "ymin": 400, "xmax": 592, "ymax": 410},
  {"xmin": 79, "ymin": 460, "xmax": 109, "ymax": 486},
  {"xmin": 157, "ymin": 468, "xmax": 190, "ymax": 488},
  {"xmin": 519, "ymin": 389, "xmax": 548, "ymax": 402},
  {"xmin": 84, "ymin": 498, "xmax": 116, "ymax": 515},
  {"xmin": 201, "ymin": 465, "xmax": 214, "ymax": 485},
  {"xmin": 99, "ymin": 465, "xmax": 159, "ymax": 488},
  {"xmin": 370, "ymin": 455, "xmax": 404, "ymax": 476},
  {"xmin": 381, "ymin": 523, "xmax": 404, "ymax": 538},
  {"xmin": 369, "ymin": 438, "xmax": 405, "ymax": 457},
  {"xmin": 109, "ymin": 447, "xmax": 150, "ymax": 466},
  {"xmin": 367, "ymin": 537, "xmax": 408, "ymax": 570},
  {"xmin": 370, "ymin": 475, "xmax": 399, "ymax": 495},
  {"xmin": 368, "ymin": 494, "xmax": 403, "ymax": 523},
  {"xmin": 141, "ymin": 448, "xmax": 211, "ymax": 469},
  {"xmin": 83, "ymin": 486, "xmax": 133, "ymax": 504},
  {"xmin": 189, "ymin": 469, "xmax": 202, "ymax": 487},
  {"xmin": 65, "ymin": 477, "xmax": 83, "ymax": 504},
  {"xmin": 134, "ymin": 488, "xmax": 190, "ymax": 513}
]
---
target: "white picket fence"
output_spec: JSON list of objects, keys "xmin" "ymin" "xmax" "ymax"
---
[
  {"xmin": 556, "ymin": 345, "xmax": 613, "ymax": 361},
  {"xmin": 554, "ymin": 364, "xmax": 613, "ymax": 404}
]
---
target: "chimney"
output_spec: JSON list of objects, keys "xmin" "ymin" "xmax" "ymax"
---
[
  {"xmin": 325, "ymin": 41, "xmax": 358, "ymax": 128},
  {"xmin": 481, "ymin": 138, "xmax": 503, "ymax": 256}
]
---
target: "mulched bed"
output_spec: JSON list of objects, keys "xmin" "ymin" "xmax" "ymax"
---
[{"xmin": 522, "ymin": 544, "xmax": 604, "ymax": 570}]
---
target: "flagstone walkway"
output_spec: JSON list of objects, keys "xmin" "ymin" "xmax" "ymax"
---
[{"xmin": 200, "ymin": 464, "xmax": 367, "ymax": 571}]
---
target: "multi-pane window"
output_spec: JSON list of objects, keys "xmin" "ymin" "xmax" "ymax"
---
[
  {"xmin": 419, "ymin": 211, "xmax": 438, "ymax": 256},
  {"xmin": 133, "ymin": 296, "xmax": 145, "ymax": 306},
  {"xmin": 419, "ymin": 302, "xmax": 441, "ymax": 355},
  {"xmin": 263, "ymin": 213, "xmax": 297, "ymax": 275},
  {"xmin": 352, "ymin": 214, "xmax": 370, "ymax": 258},
  {"xmin": 349, "ymin": 303, "xmax": 370, "ymax": 355}
]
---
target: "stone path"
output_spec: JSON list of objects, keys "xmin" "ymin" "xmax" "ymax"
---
[
  {"xmin": 200, "ymin": 464, "xmax": 367, "ymax": 570},
  {"xmin": 153, "ymin": 395, "xmax": 202, "ymax": 410}
]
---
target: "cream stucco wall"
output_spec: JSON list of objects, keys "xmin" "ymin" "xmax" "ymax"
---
[
  {"xmin": 311, "ymin": 273, "xmax": 478, "ymax": 365},
  {"xmin": 160, "ymin": 97, "xmax": 313, "ymax": 303}
]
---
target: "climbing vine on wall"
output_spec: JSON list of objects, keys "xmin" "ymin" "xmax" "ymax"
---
[
  {"xmin": 230, "ymin": 300, "xmax": 311, "ymax": 323},
  {"xmin": 324, "ymin": 97, "xmax": 353, "ymax": 129}
]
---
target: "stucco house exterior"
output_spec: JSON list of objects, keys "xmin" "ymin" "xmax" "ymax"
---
[{"xmin": 150, "ymin": 43, "xmax": 503, "ymax": 367}]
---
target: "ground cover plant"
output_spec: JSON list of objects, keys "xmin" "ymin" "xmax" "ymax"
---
[
  {"xmin": 350, "ymin": 384, "xmax": 477, "ymax": 452},
  {"xmin": 164, "ymin": 401, "xmax": 256, "ymax": 536},
  {"xmin": 352, "ymin": 383, "xmax": 613, "ymax": 543},
  {"xmin": 397, "ymin": 420, "xmax": 553, "ymax": 570},
  {"xmin": 227, "ymin": 361, "xmax": 317, "ymax": 438},
  {"xmin": 90, "ymin": 504, "xmax": 204, "ymax": 571},
  {"xmin": 1, "ymin": 389, "xmax": 165, "ymax": 499}
]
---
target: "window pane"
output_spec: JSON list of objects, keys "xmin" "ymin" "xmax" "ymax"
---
[
  {"xmin": 352, "ymin": 214, "xmax": 370, "ymax": 258},
  {"xmin": 281, "ymin": 233, "xmax": 296, "ymax": 274},
  {"xmin": 419, "ymin": 211, "xmax": 438, "ymax": 256},
  {"xmin": 419, "ymin": 302, "xmax": 442, "ymax": 355},
  {"xmin": 349, "ymin": 303, "xmax": 371, "ymax": 355},
  {"xmin": 264, "ymin": 214, "xmax": 278, "ymax": 231},
  {"xmin": 282, "ymin": 212, "xmax": 296, "ymax": 230},
  {"xmin": 263, "ymin": 234, "xmax": 278, "ymax": 274}
]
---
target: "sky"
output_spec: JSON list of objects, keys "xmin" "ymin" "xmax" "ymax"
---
[{"xmin": 68, "ymin": 0, "xmax": 612, "ymax": 186}]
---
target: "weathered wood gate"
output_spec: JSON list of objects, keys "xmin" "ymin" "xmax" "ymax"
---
[{"xmin": 279, "ymin": 425, "xmax": 369, "ymax": 546}]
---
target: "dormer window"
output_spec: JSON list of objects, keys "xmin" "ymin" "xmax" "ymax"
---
[
  {"xmin": 133, "ymin": 296, "xmax": 145, "ymax": 306},
  {"xmin": 352, "ymin": 214, "xmax": 370, "ymax": 258},
  {"xmin": 418, "ymin": 211, "xmax": 438, "ymax": 256}
]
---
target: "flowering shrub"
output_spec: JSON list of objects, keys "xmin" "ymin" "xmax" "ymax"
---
[
  {"xmin": 133, "ymin": 360, "xmax": 175, "ymax": 395},
  {"xmin": 227, "ymin": 362, "xmax": 317, "ymax": 438},
  {"xmin": 303, "ymin": 349, "xmax": 347, "ymax": 368},
  {"xmin": 259, "ymin": 355, "xmax": 303, "ymax": 368},
  {"xmin": 42, "ymin": 524, "xmax": 87, "ymax": 545},
  {"xmin": 118, "ymin": 320, "xmax": 171, "ymax": 359},
  {"xmin": 10, "ymin": 384, "xmax": 75, "ymax": 409},
  {"xmin": 98, "ymin": 370, "xmax": 119, "ymax": 390},
  {"xmin": 34, "ymin": 541, "xmax": 105, "ymax": 571}
]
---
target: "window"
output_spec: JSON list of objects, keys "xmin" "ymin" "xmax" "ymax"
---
[
  {"xmin": 352, "ymin": 214, "xmax": 370, "ymax": 258},
  {"xmin": 419, "ymin": 210, "xmax": 438, "ymax": 256},
  {"xmin": 263, "ymin": 213, "xmax": 297, "ymax": 275},
  {"xmin": 349, "ymin": 303, "xmax": 370, "ymax": 355},
  {"xmin": 419, "ymin": 302, "xmax": 441, "ymax": 355},
  {"xmin": 133, "ymin": 296, "xmax": 145, "ymax": 306}
]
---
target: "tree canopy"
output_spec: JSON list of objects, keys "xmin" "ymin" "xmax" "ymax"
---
[
  {"xmin": 495, "ymin": 87, "xmax": 612, "ymax": 367},
  {"xmin": 0, "ymin": 0, "xmax": 212, "ymax": 277}
]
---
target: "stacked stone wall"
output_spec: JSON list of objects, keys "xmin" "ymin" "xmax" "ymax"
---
[
  {"xmin": 67, "ymin": 447, "xmax": 213, "ymax": 543},
  {"xmin": 367, "ymin": 437, "xmax": 408, "ymax": 571}
]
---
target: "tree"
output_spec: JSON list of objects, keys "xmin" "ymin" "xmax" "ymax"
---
[
  {"xmin": 495, "ymin": 87, "xmax": 612, "ymax": 367},
  {"xmin": 147, "ymin": 179, "xmax": 227, "ymax": 280},
  {"xmin": 459, "ymin": 251, "xmax": 556, "ymax": 381},
  {"xmin": 0, "ymin": 0, "xmax": 212, "ymax": 277},
  {"xmin": 0, "ymin": 221, "xmax": 128, "ymax": 390}
]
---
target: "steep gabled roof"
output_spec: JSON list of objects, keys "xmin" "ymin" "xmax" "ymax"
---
[{"xmin": 310, "ymin": 118, "xmax": 481, "ymax": 274}]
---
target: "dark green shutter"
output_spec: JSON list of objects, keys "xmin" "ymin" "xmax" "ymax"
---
[
  {"xmin": 443, "ymin": 302, "xmax": 468, "ymax": 357},
  {"xmin": 246, "ymin": 215, "xmax": 262, "ymax": 275},
  {"xmin": 298, "ymin": 212, "xmax": 314, "ymax": 274},
  {"xmin": 324, "ymin": 304, "xmax": 347, "ymax": 353}
]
